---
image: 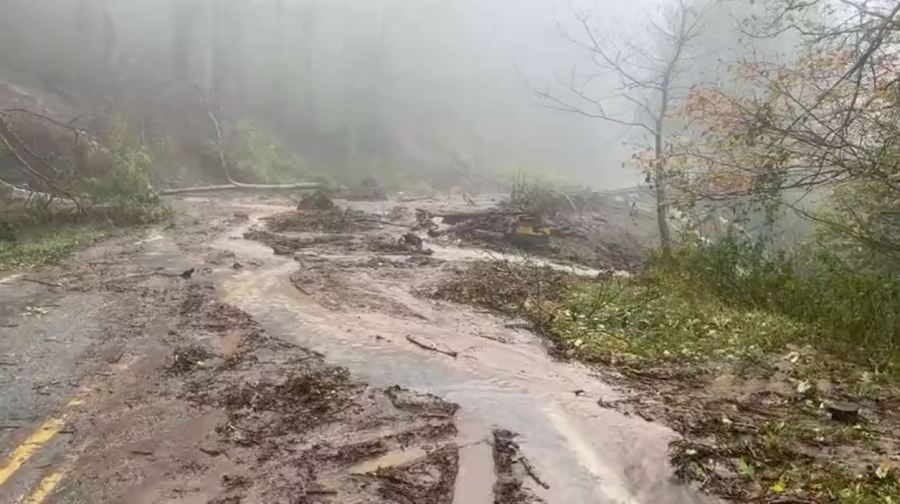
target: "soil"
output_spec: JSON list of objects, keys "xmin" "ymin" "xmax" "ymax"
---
[
  {"xmin": 0, "ymin": 193, "xmax": 710, "ymax": 504},
  {"xmin": 411, "ymin": 194, "xmax": 655, "ymax": 271},
  {"xmin": 492, "ymin": 430, "xmax": 548, "ymax": 504},
  {"xmin": 432, "ymin": 260, "xmax": 900, "ymax": 502}
]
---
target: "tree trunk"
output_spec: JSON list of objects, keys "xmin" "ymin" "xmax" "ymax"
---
[
  {"xmin": 210, "ymin": 0, "xmax": 226, "ymax": 104},
  {"xmin": 225, "ymin": 1, "xmax": 246, "ymax": 105},
  {"xmin": 101, "ymin": 0, "xmax": 117, "ymax": 93},
  {"xmin": 172, "ymin": 0, "xmax": 195, "ymax": 81},
  {"xmin": 654, "ymin": 122, "xmax": 672, "ymax": 249}
]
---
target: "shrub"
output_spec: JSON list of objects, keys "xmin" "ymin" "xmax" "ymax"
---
[
  {"xmin": 71, "ymin": 114, "xmax": 170, "ymax": 224},
  {"xmin": 230, "ymin": 122, "xmax": 308, "ymax": 184},
  {"xmin": 649, "ymin": 237, "xmax": 900, "ymax": 372},
  {"xmin": 504, "ymin": 171, "xmax": 578, "ymax": 218}
]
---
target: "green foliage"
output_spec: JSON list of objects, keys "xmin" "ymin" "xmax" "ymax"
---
[
  {"xmin": 437, "ymin": 235, "xmax": 900, "ymax": 374},
  {"xmin": 68, "ymin": 114, "xmax": 170, "ymax": 224},
  {"xmin": 817, "ymin": 180, "xmax": 900, "ymax": 271},
  {"xmin": 652, "ymin": 237, "xmax": 900, "ymax": 372},
  {"xmin": 0, "ymin": 224, "xmax": 104, "ymax": 271},
  {"xmin": 504, "ymin": 171, "xmax": 580, "ymax": 218},
  {"xmin": 0, "ymin": 115, "xmax": 169, "ymax": 270},
  {"xmin": 230, "ymin": 123, "xmax": 309, "ymax": 184},
  {"xmin": 547, "ymin": 261, "xmax": 804, "ymax": 366}
]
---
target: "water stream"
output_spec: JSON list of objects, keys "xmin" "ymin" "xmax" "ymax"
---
[{"xmin": 211, "ymin": 209, "xmax": 713, "ymax": 504}]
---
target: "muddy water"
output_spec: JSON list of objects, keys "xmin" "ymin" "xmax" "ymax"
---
[{"xmin": 212, "ymin": 212, "xmax": 713, "ymax": 504}]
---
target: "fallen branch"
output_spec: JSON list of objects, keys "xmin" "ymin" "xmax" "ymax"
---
[
  {"xmin": 398, "ymin": 195, "xmax": 438, "ymax": 203},
  {"xmin": 19, "ymin": 278, "xmax": 65, "ymax": 289},
  {"xmin": 0, "ymin": 114, "xmax": 81, "ymax": 209},
  {"xmin": 160, "ymin": 182, "xmax": 322, "ymax": 195},
  {"xmin": 518, "ymin": 456, "xmax": 550, "ymax": 490},
  {"xmin": 102, "ymin": 268, "xmax": 195, "ymax": 285},
  {"xmin": 425, "ymin": 208, "xmax": 527, "ymax": 224},
  {"xmin": 191, "ymin": 84, "xmax": 235, "ymax": 184},
  {"xmin": 3, "ymin": 108, "xmax": 84, "ymax": 135},
  {"xmin": 405, "ymin": 335, "xmax": 458, "ymax": 358},
  {"xmin": 354, "ymin": 217, "xmax": 410, "ymax": 228},
  {"xmin": 244, "ymin": 229, "xmax": 355, "ymax": 254}
]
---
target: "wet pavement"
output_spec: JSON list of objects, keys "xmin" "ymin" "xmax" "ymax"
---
[
  {"xmin": 214, "ymin": 203, "xmax": 713, "ymax": 504},
  {"xmin": 0, "ymin": 195, "xmax": 715, "ymax": 503}
]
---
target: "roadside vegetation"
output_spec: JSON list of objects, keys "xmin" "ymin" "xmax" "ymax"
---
[
  {"xmin": 0, "ymin": 115, "xmax": 171, "ymax": 271},
  {"xmin": 438, "ymin": 237, "xmax": 900, "ymax": 502},
  {"xmin": 437, "ymin": 164, "xmax": 900, "ymax": 502},
  {"xmin": 444, "ymin": 0, "xmax": 900, "ymax": 501}
]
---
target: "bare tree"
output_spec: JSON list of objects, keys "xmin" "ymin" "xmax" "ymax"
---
[
  {"xmin": 172, "ymin": 0, "xmax": 199, "ymax": 82},
  {"xmin": 673, "ymin": 0, "xmax": 900, "ymax": 262},
  {"xmin": 535, "ymin": 0, "xmax": 707, "ymax": 249}
]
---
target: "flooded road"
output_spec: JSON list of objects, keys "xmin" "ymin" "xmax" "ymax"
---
[
  {"xmin": 0, "ymin": 194, "xmax": 714, "ymax": 503},
  {"xmin": 214, "ymin": 207, "xmax": 713, "ymax": 504}
]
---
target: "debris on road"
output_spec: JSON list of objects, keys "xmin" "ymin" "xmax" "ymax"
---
[
  {"xmin": 297, "ymin": 190, "xmax": 337, "ymax": 211},
  {"xmin": 492, "ymin": 429, "xmax": 547, "ymax": 504},
  {"xmin": 406, "ymin": 335, "xmax": 458, "ymax": 358}
]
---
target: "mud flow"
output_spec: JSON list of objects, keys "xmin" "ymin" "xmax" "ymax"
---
[
  {"xmin": 216, "ymin": 195, "xmax": 713, "ymax": 504},
  {"xmin": 0, "ymin": 194, "xmax": 713, "ymax": 504}
]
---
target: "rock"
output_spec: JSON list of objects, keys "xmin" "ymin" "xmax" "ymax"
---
[
  {"xmin": 298, "ymin": 190, "xmax": 336, "ymax": 211},
  {"xmin": 401, "ymin": 232, "xmax": 423, "ymax": 250},
  {"xmin": 827, "ymin": 402, "xmax": 860, "ymax": 424}
]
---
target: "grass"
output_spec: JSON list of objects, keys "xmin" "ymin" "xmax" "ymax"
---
[
  {"xmin": 435, "ymin": 246, "xmax": 900, "ymax": 503},
  {"xmin": 0, "ymin": 224, "xmax": 106, "ymax": 271},
  {"xmin": 0, "ymin": 195, "xmax": 171, "ymax": 272},
  {"xmin": 545, "ymin": 275, "xmax": 807, "ymax": 367}
]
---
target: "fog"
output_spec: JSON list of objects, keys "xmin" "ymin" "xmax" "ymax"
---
[{"xmin": 0, "ymin": 0, "xmax": 774, "ymax": 190}]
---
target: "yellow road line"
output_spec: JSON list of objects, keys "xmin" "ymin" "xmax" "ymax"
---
[
  {"xmin": 18, "ymin": 466, "xmax": 67, "ymax": 504},
  {"xmin": 0, "ymin": 418, "xmax": 66, "ymax": 487},
  {"xmin": 0, "ymin": 398, "xmax": 83, "ymax": 487}
]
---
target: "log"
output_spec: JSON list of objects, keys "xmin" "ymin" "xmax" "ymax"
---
[
  {"xmin": 160, "ymin": 182, "xmax": 322, "ymax": 195},
  {"xmin": 243, "ymin": 229, "xmax": 354, "ymax": 253},
  {"xmin": 827, "ymin": 402, "xmax": 860, "ymax": 424},
  {"xmin": 406, "ymin": 335, "xmax": 458, "ymax": 358},
  {"xmin": 425, "ymin": 208, "xmax": 526, "ymax": 224}
]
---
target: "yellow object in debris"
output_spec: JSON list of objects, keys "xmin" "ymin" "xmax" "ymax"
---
[{"xmin": 515, "ymin": 225, "xmax": 551, "ymax": 236}]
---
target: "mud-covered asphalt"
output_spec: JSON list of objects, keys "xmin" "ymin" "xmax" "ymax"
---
[{"xmin": 0, "ymin": 194, "xmax": 715, "ymax": 503}]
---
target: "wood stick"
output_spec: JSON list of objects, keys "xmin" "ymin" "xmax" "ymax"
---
[
  {"xmin": 160, "ymin": 182, "xmax": 321, "ymax": 195},
  {"xmin": 406, "ymin": 335, "xmax": 458, "ymax": 358}
]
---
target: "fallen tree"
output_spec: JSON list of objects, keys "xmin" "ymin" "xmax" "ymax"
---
[{"xmin": 159, "ymin": 181, "xmax": 322, "ymax": 195}]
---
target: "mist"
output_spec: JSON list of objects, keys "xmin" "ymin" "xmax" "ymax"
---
[
  {"xmin": 0, "ymin": 0, "xmax": 771, "ymax": 190},
  {"xmin": 4, "ymin": 2, "xmax": 900, "ymax": 503}
]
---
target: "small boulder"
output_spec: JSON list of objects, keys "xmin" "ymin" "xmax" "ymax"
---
[
  {"xmin": 827, "ymin": 402, "xmax": 860, "ymax": 424},
  {"xmin": 298, "ymin": 191, "xmax": 336, "ymax": 211}
]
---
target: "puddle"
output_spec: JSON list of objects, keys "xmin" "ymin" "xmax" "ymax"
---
[
  {"xmin": 348, "ymin": 447, "xmax": 428, "ymax": 474},
  {"xmin": 429, "ymin": 243, "xmax": 604, "ymax": 277}
]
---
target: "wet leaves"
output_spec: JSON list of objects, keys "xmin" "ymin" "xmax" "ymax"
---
[
  {"xmin": 432, "ymin": 260, "xmax": 569, "ymax": 316},
  {"xmin": 438, "ymin": 259, "xmax": 900, "ymax": 502},
  {"xmin": 168, "ymin": 345, "xmax": 213, "ymax": 374}
]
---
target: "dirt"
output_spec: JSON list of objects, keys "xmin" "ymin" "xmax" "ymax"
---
[
  {"xmin": 492, "ymin": 430, "xmax": 548, "ymax": 504},
  {"xmin": 412, "ymin": 194, "xmax": 654, "ymax": 271},
  {"xmin": 60, "ymin": 241, "xmax": 460, "ymax": 503},
  {"xmin": 263, "ymin": 208, "xmax": 377, "ymax": 235},
  {"xmin": 227, "ymin": 195, "xmax": 710, "ymax": 504},
  {"xmin": 15, "ymin": 188, "xmax": 894, "ymax": 503},
  {"xmin": 630, "ymin": 354, "xmax": 900, "ymax": 503},
  {"xmin": 4, "ymin": 193, "xmax": 656, "ymax": 504},
  {"xmin": 432, "ymin": 260, "xmax": 570, "ymax": 315},
  {"xmin": 429, "ymin": 259, "xmax": 900, "ymax": 502}
]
